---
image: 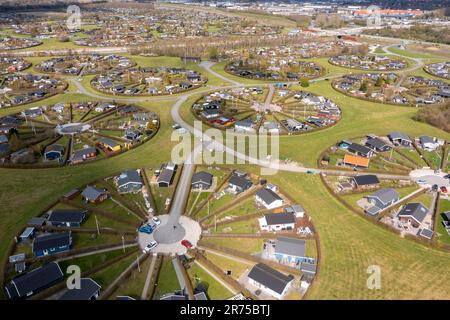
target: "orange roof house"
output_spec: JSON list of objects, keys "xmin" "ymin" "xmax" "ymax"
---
[{"xmin": 343, "ymin": 154, "xmax": 370, "ymax": 168}]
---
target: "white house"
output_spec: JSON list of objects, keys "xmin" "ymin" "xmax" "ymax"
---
[
  {"xmin": 256, "ymin": 188, "xmax": 284, "ymax": 210},
  {"xmin": 259, "ymin": 212, "xmax": 296, "ymax": 232},
  {"xmin": 247, "ymin": 263, "xmax": 293, "ymax": 299}
]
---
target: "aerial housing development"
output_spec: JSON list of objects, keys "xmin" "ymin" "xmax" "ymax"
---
[{"xmin": 0, "ymin": 0, "xmax": 449, "ymax": 309}]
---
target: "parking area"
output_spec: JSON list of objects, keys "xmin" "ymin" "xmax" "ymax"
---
[{"xmin": 137, "ymin": 214, "xmax": 202, "ymax": 255}]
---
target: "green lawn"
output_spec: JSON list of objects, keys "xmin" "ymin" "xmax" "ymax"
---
[
  {"xmin": 435, "ymin": 199, "xmax": 450, "ymax": 245},
  {"xmin": 187, "ymin": 262, "xmax": 234, "ymax": 300},
  {"xmin": 153, "ymin": 257, "xmax": 180, "ymax": 299}
]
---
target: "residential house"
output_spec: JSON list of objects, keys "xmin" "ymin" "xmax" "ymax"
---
[
  {"xmin": 98, "ymin": 137, "xmax": 121, "ymax": 152},
  {"xmin": 274, "ymin": 237, "xmax": 307, "ymax": 265},
  {"xmin": 157, "ymin": 164, "xmax": 176, "ymax": 188},
  {"xmin": 191, "ymin": 171, "xmax": 213, "ymax": 190},
  {"xmin": 398, "ymin": 202, "xmax": 429, "ymax": 228},
  {"xmin": 4, "ymin": 262, "xmax": 64, "ymax": 299},
  {"xmin": 32, "ymin": 232, "xmax": 72, "ymax": 257},
  {"xmin": 365, "ymin": 188, "xmax": 400, "ymax": 215},
  {"xmin": 259, "ymin": 212, "xmax": 296, "ymax": 232},
  {"xmin": 256, "ymin": 188, "xmax": 284, "ymax": 210},
  {"xmin": 47, "ymin": 209, "xmax": 87, "ymax": 228},
  {"xmin": 351, "ymin": 175, "xmax": 380, "ymax": 189},
  {"xmin": 365, "ymin": 137, "xmax": 391, "ymax": 152},
  {"xmin": 228, "ymin": 175, "xmax": 253, "ymax": 194},
  {"xmin": 59, "ymin": 278, "xmax": 101, "ymax": 300},
  {"xmin": 388, "ymin": 132, "xmax": 412, "ymax": 147},
  {"xmin": 81, "ymin": 186, "xmax": 109, "ymax": 203},
  {"xmin": 418, "ymin": 136, "xmax": 440, "ymax": 151},
  {"xmin": 348, "ymin": 143, "xmax": 374, "ymax": 158},
  {"xmin": 71, "ymin": 147, "xmax": 97, "ymax": 164},
  {"xmin": 234, "ymin": 119, "xmax": 254, "ymax": 132},
  {"xmin": 247, "ymin": 263, "xmax": 294, "ymax": 300},
  {"xmin": 343, "ymin": 154, "xmax": 370, "ymax": 168},
  {"xmin": 44, "ymin": 144, "xmax": 64, "ymax": 161},
  {"xmin": 116, "ymin": 170, "xmax": 143, "ymax": 193}
]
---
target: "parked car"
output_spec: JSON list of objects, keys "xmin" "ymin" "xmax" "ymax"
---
[
  {"xmin": 417, "ymin": 179, "xmax": 427, "ymax": 184},
  {"xmin": 139, "ymin": 225, "xmax": 153, "ymax": 234},
  {"xmin": 181, "ymin": 239, "xmax": 193, "ymax": 249},
  {"xmin": 152, "ymin": 216, "xmax": 161, "ymax": 226},
  {"xmin": 143, "ymin": 241, "xmax": 158, "ymax": 253},
  {"xmin": 440, "ymin": 186, "xmax": 448, "ymax": 193},
  {"xmin": 432, "ymin": 184, "xmax": 439, "ymax": 192}
]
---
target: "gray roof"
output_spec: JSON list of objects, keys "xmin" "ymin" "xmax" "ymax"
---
[
  {"xmin": 389, "ymin": 132, "xmax": 411, "ymax": 142},
  {"xmin": 275, "ymin": 237, "xmax": 306, "ymax": 258},
  {"xmin": 81, "ymin": 186, "xmax": 106, "ymax": 201},
  {"xmin": 398, "ymin": 202, "xmax": 429, "ymax": 224},
  {"xmin": 5, "ymin": 262, "xmax": 63, "ymax": 299},
  {"xmin": 256, "ymin": 188, "xmax": 283, "ymax": 205},
  {"xmin": 191, "ymin": 171, "xmax": 213, "ymax": 186},
  {"xmin": 235, "ymin": 118, "xmax": 254, "ymax": 128},
  {"xmin": 291, "ymin": 204, "xmax": 305, "ymax": 213},
  {"xmin": 32, "ymin": 232, "xmax": 71, "ymax": 253},
  {"xmin": 247, "ymin": 263, "xmax": 293, "ymax": 295},
  {"xmin": 366, "ymin": 206, "xmax": 381, "ymax": 216},
  {"xmin": 117, "ymin": 170, "xmax": 143, "ymax": 188},
  {"xmin": 367, "ymin": 188, "xmax": 399, "ymax": 206},
  {"xmin": 229, "ymin": 175, "xmax": 252, "ymax": 190},
  {"xmin": 348, "ymin": 143, "xmax": 372, "ymax": 156},
  {"xmin": 300, "ymin": 262, "xmax": 317, "ymax": 275},
  {"xmin": 59, "ymin": 278, "xmax": 101, "ymax": 300},
  {"xmin": 157, "ymin": 168, "xmax": 175, "ymax": 184},
  {"xmin": 28, "ymin": 217, "xmax": 46, "ymax": 226},
  {"xmin": 419, "ymin": 228, "xmax": 433, "ymax": 239},
  {"xmin": 366, "ymin": 138, "xmax": 389, "ymax": 150},
  {"xmin": 264, "ymin": 212, "xmax": 296, "ymax": 226},
  {"xmin": 48, "ymin": 209, "xmax": 86, "ymax": 224},
  {"xmin": 419, "ymin": 135, "xmax": 434, "ymax": 144},
  {"xmin": 352, "ymin": 175, "xmax": 380, "ymax": 186}
]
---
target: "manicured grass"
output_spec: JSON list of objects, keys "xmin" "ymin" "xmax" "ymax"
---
[
  {"xmin": 188, "ymin": 262, "xmax": 234, "ymax": 300},
  {"xmin": 91, "ymin": 254, "xmax": 136, "ymax": 288},
  {"xmin": 205, "ymin": 251, "xmax": 251, "ymax": 280},
  {"xmin": 109, "ymin": 255, "xmax": 152, "ymax": 300},
  {"xmin": 201, "ymin": 238, "xmax": 263, "ymax": 254},
  {"xmin": 59, "ymin": 248, "xmax": 127, "ymax": 275},
  {"xmin": 388, "ymin": 47, "xmax": 434, "ymax": 59},
  {"xmin": 435, "ymin": 199, "xmax": 450, "ymax": 245},
  {"xmin": 153, "ymin": 257, "xmax": 180, "ymax": 298}
]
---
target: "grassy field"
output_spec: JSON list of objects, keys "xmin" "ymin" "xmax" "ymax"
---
[
  {"xmin": 1, "ymin": 48, "xmax": 450, "ymax": 300},
  {"xmin": 153, "ymin": 257, "xmax": 180, "ymax": 299},
  {"xmin": 187, "ymin": 262, "xmax": 234, "ymax": 300}
]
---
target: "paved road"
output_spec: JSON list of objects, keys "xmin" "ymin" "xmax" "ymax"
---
[
  {"xmin": 200, "ymin": 61, "xmax": 242, "ymax": 86},
  {"xmin": 172, "ymin": 257, "xmax": 189, "ymax": 292}
]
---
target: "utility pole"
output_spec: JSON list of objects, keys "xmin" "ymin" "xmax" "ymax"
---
[
  {"xmin": 122, "ymin": 235, "xmax": 125, "ymax": 253},
  {"xmin": 95, "ymin": 215, "xmax": 100, "ymax": 235},
  {"xmin": 137, "ymin": 255, "xmax": 141, "ymax": 273}
]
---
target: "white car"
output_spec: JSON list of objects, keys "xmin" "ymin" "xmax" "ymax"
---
[
  {"xmin": 143, "ymin": 241, "xmax": 158, "ymax": 253},
  {"xmin": 152, "ymin": 216, "xmax": 161, "ymax": 226}
]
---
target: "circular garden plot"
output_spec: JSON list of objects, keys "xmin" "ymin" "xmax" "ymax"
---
[
  {"xmin": 0, "ymin": 36, "xmax": 42, "ymax": 50},
  {"xmin": 226, "ymin": 59, "xmax": 324, "ymax": 81},
  {"xmin": 0, "ymin": 57, "xmax": 31, "ymax": 75},
  {"xmin": 329, "ymin": 55, "xmax": 408, "ymax": 71},
  {"xmin": 91, "ymin": 67, "xmax": 206, "ymax": 96},
  {"xmin": 0, "ymin": 73, "xmax": 67, "ymax": 108},
  {"xmin": 35, "ymin": 54, "xmax": 135, "ymax": 76},
  {"xmin": 319, "ymin": 132, "xmax": 449, "ymax": 244},
  {"xmin": 192, "ymin": 86, "xmax": 341, "ymax": 135},
  {"xmin": 424, "ymin": 61, "xmax": 450, "ymax": 80},
  {"xmin": 74, "ymin": 24, "xmax": 153, "ymax": 47},
  {"xmin": 4, "ymin": 167, "xmax": 318, "ymax": 300},
  {"xmin": 332, "ymin": 73, "xmax": 449, "ymax": 106},
  {"xmin": 0, "ymin": 102, "xmax": 159, "ymax": 166}
]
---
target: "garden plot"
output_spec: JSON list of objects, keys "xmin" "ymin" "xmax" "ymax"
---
[
  {"xmin": 226, "ymin": 58, "xmax": 324, "ymax": 81},
  {"xmin": 91, "ymin": 67, "xmax": 206, "ymax": 96},
  {"xmin": 424, "ymin": 61, "xmax": 450, "ymax": 80},
  {"xmin": 0, "ymin": 73, "xmax": 66, "ymax": 108},
  {"xmin": 333, "ymin": 73, "xmax": 450, "ymax": 106},
  {"xmin": 329, "ymin": 55, "xmax": 408, "ymax": 71},
  {"xmin": 0, "ymin": 36, "xmax": 41, "ymax": 50},
  {"xmin": 0, "ymin": 57, "xmax": 31, "ymax": 75},
  {"xmin": 320, "ymin": 134, "xmax": 430, "ymax": 174},
  {"xmin": 192, "ymin": 87, "xmax": 341, "ymax": 135},
  {"xmin": 0, "ymin": 102, "xmax": 159, "ymax": 167},
  {"xmin": 35, "ymin": 54, "xmax": 135, "ymax": 76}
]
